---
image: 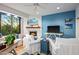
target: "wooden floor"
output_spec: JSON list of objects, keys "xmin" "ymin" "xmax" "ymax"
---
[{"xmin": 15, "ymin": 45, "xmax": 25, "ymax": 54}]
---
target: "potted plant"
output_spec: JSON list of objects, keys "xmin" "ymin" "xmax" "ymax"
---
[{"xmin": 5, "ymin": 34, "xmax": 15, "ymax": 46}]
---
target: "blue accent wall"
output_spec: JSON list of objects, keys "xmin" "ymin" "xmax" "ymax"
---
[{"xmin": 42, "ymin": 10, "xmax": 76, "ymax": 38}]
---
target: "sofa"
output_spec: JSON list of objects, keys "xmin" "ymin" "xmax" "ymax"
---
[{"xmin": 47, "ymin": 38, "xmax": 79, "ymax": 55}]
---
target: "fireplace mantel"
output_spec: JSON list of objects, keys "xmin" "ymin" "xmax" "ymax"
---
[{"xmin": 26, "ymin": 26, "xmax": 40, "ymax": 28}]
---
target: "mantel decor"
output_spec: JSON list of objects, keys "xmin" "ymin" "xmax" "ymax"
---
[{"xmin": 26, "ymin": 26, "xmax": 40, "ymax": 28}]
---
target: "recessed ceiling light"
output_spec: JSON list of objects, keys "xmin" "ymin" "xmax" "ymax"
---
[{"xmin": 57, "ymin": 7, "xmax": 60, "ymax": 10}]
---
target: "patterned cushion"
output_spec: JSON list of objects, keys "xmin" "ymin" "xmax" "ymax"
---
[{"xmin": 47, "ymin": 34, "xmax": 56, "ymax": 40}]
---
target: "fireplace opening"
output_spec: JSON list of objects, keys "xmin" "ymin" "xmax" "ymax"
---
[{"xmin": 29, "ymin": 31, "xmax": 37, "ymax": 36}]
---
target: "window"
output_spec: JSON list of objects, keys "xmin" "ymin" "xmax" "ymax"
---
[
  {"xmin": 0, "ymin": 12, "xmax": 21, "ymax": 35},
  {"xmin": 12, "ymin": 15, "xmax": 21, "ymax": 34}
]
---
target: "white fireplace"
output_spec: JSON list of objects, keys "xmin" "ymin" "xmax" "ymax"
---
[
  {"xmin": 26, "ymin": 28, "xmax": 41, "ymax": 38},
  {"xmin": 25, "ymin": 16, "xmax": 42, "ymax": 38}
]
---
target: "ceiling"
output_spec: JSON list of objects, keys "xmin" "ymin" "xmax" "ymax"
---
[{"xmin": 2, "ymin": 3, "xmax": 79, "ymax": 16}]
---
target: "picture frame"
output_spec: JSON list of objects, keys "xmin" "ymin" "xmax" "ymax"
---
[
  {"xmin": 65, "ymin": 18, "xmax": 74, "ymax": 29},
  {"xmin": 27, "ymin": 18, "xmax": 38, "ymax": 26}
]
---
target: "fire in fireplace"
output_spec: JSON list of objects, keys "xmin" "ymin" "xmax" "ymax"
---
[{"xmin": 29, "ymin": 31, "xmax": 37, "ymax": 36}]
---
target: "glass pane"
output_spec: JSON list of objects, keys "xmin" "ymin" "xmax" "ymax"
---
[
  {"xmin": 1, "ymin": 14, "xmax": 11, "ymax": 35},
  {"xmin": 12, "ymin": 16, "xmax": 20, "ymax": 34}
]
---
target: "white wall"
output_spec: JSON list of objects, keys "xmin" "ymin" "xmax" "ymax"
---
[
  {"xmin": 76, "ymin": 5, "xmax": 79, "ymax": 39},
  {"xmin": 22, "ymin": 17, "xmax": 29, "ymax": 35},
  {"xmin": 76, "ymin": 5, "xmax": 79, "ymax": 18},
  {"xmin": 0, "ymin": 4, "xmax": 29, "ymax": 38}
]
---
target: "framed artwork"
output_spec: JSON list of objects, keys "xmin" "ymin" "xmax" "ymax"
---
[
  {"xmin": 65, "ymin": 18, "xmax": 73, "ymax": 29},
  {"xmin": 27, "ymin": 18, "xmax": 38, "ymax": 26}
]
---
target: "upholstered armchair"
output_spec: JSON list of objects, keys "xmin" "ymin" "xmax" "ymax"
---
[{"xmin": 22, "ymin": 34, "xmax": 41, "ymax": 54}]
